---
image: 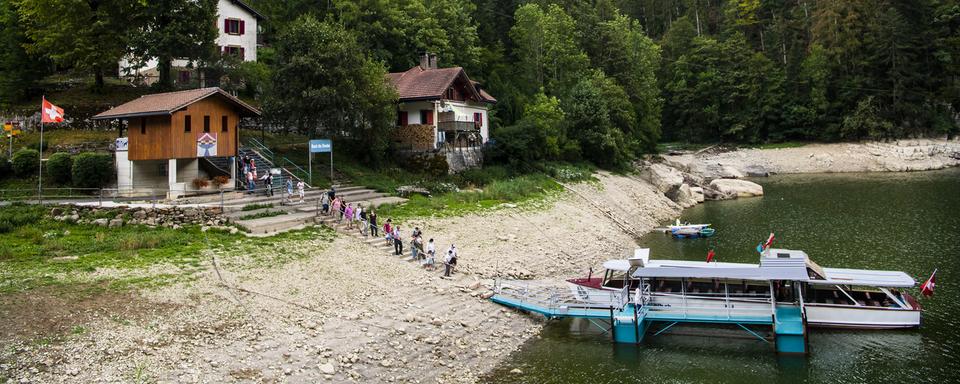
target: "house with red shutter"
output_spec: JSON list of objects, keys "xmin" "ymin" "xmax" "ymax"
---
[
  {"xmin": 119, "ymin": 0, "xmax": 263, "ymax": 86},
  {"xmin": 387, "ymin": 53, "xmax": 496, "ymax": 152}
]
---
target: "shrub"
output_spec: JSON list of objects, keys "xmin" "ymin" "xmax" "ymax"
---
[
  {"xmin": 212, "ymin": 175, "xmax": 230, "ymax": 188},
  {"xmin": 29, "ymin": 141, "xmax": 48, "ymax": 153},
  {"xmin": 71, "ymin": 152, "xmax": 114, "ymax": 188},
  {"xmin": 456, "ymin": 166, "xmax": 511, "ymax": 188},
  {"xmin": 0, "ymin": 156, "xmax": 11, "ymax": 177},
  {"xmin": 11, "ymin": 148, "xmax": 40, "ymax": 176},
  {"xmin": 46, "ymin": 152, "xmax": 73, "ymax": 184},
  {"xmin": 0, "ymin": 204, "xmax": 44, "ymax": 234},
  {"xmin": 192, "ymin": 177, "xmax": 210, "ymax": 189}
]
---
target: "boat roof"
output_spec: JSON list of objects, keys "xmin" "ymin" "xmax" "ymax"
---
[
  {"xmin": 602, "ymin": 260, "xmax": 632, "ymax": 272},
  {"xmin": 625, "ymin": 248, "xmax": 916, "ymax": 287}
]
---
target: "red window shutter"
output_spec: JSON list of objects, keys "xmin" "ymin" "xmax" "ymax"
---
[
  {"xmin": 240, "ymin": 20, "xmax": 245, "ymax": 35},
  {"xmin": 426, "ymin": 111, "xmax": 434, "ymax": 125},
  {"xmin": 224, "ymin": 19, "xmax": 229, "ymax": 33},
  {"xmin": 399, "ymin": 111, "xmax": 408, "ymax": 126},
  {"xmin": 240, "ymin": 47, "xmax": 245, "ymax": 59}
]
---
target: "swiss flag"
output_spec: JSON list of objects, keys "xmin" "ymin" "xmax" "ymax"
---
[
  {"xmin": 763, "ymin": 233, "xmax": 775, "ymax": 250},
  {"xmin": 41, "ymin": 98, "xmax": 64, "ymax": 123},
  {"xmin": 706, "ymin": 249, "xmax": 716, "ymax": 263},
  {"xmin": 920, "ymin": 269, "xmax": 937, "ymax": 297}
]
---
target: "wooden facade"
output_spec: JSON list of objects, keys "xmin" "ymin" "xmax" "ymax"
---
[{"xmin": 127, "ymin": 96, "xmax": 240, "ymax": 161}]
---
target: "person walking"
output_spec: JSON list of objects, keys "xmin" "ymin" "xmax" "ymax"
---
[
  {"xmin": 338, "ymin": 199, "xmax": 347, "ymax": 223},
  {"xmin": 424, "ymin": 238, "xmax": 436, "ymax": 270},
  {"xmin": 410, "ymin": 235, "xmax": 422, "ymax": 261},
  {"xmin": 357, "ymin": 204, "xmax": 367, "ymax": 236},
  {"xmin": 392, "ymin": 225, "xmax": 403, "ymax": 255},
  {"xmin": 331, "ymin": 196, "xmax": 341, "ymax": 222},
  {"xmin": 320, "ymin": 190, "xmax": 330, "ymax": 214},
  {"xmin": 246, "ymin": 171, "xmax": 255, "ymax": 194},
  {"xmin": 443, "ymin": 244, "xmax": 458, "ymax": 277},
  {"xmin": 368, "ymin": 210, "xmax": 378, "ymax": 237},
  {"xmin": 260, "ymin": 172, "xmax": 274, "ymax": 196},
  {"xmin": 286, "ymin": 178, "xmax": 294, "ymax": 202},
  {"xmin": 344, "ymin": 203, "xmax": 354, "ymax": 229},
  {"xmin": 297, "ymin": 180, "xmax": 305, "ymax": 203},
  {"xmin": 384, "ymin": 219, "xmax": 393, "ymax": 245}
]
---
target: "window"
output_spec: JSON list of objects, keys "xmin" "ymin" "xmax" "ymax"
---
[
  {"xmin": 222, "ymin": 46, "xmax": 245, "ymax": 59},
  {"xmin": 221, "ymin": 115, "xmax": 229, "ymax": 132},
  {"xmin": 184, "ymin": 115, "xmax": 192, "ymax": 132},
  {"xmin": 224, "ymin": 19, "xmax": 244, "ymax": 35},
  {"xmin": 398, "ymin": 111, "xmax": 408, "ymax": 126},
  {"xmin": 140, "ymin": 118, "xmax": 146, "ymax": 135},
  {"xmin": 203, "ymin": 116, "xmax": 210, "ymax": 132},
  {"xmin": 473, "ymin": 112, "xmax": 483, "ymax": 126},
  {"xmin": 419, "ymin": 110, "xmax": 433, "ymax": 125},
  {"xmin": 178, "ymin": 70, "xmax": 191, "ymax": 83}
]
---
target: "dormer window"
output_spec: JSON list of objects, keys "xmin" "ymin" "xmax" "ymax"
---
[{"xmin": 224, "ymin": 18, "xmax": 245, "ymax": 35}]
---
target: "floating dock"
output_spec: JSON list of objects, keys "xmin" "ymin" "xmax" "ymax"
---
[{"xmin": 491, "ymin": 280, "xmax": 807, "ymax": 354}]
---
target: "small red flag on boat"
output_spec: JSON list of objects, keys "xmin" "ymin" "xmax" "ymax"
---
[
  {"xmin": 706, "ymin": 249, "xmax": 715, "ymax": 263},
  {"xmin": 920, "ymin": 269, "xmax": 937, "ymax": 297},
  {"xmin": 41, "ymin": 98, "xmax": 64, "ymax": 123},
  {"xmin": 763, "ymin": 233, "xmax": 775, "ymax": 250}
]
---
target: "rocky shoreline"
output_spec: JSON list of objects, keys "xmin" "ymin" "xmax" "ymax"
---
[{"xmin": 3, "ymin": 139, "xmax": 959, "ymax": 383}]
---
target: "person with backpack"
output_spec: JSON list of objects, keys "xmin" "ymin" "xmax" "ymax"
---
[
  {"xmin": 368, "ymin": 210, "xmax": 378, "ymax": 237},
  {"xmin": 384, "ymin": 219, "xmax": 393, "ymax": 246},
  {"xmin": 357, "ymin": 204, "xmax": 367, "ymax": 236},
  {"xmin": 443, "ymin": 246, "xmax": 458, "ymax": 277}
]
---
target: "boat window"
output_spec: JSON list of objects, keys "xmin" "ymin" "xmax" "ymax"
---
[{"xmin": 777, "ymin": 253, "xmax": 791, "ymax": 258}]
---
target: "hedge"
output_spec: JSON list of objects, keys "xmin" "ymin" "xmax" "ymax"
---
[
  {"xmin": 11, "ymin": 148, "xmax": 39, "ymax": 176},
  {"xmin": 46, "ymin": 152, "xmax": 73, "ymax": 184},
  {"xmin": 71, "ymin": 152, "xmax": 114, "ymax": 188},
  {"xmin": 0, "ymin": 156, "xmax": 10, "ymax": 177}
]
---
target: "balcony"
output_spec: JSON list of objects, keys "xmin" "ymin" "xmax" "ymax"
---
[{"xmin": 437, "ymin": 120, "xmax": 479, "ymax": 132}]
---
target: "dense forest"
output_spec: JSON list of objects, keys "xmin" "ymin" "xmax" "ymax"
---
[{"xmin": 1, "ymin": 0, "xmax": 959, "ymax": 167}]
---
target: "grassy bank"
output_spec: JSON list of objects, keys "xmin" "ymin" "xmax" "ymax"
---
[
  {"xmin": 241, "ymin": 130, "xmax": 597, "ymax": 221},
  {"xmin": 0, "ymin": 204, "xmax": 335, "ymax": 295}
]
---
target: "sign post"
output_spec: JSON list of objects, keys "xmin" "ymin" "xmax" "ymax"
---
[{"xmin": 308, "ymin": 139, "xmax": 333, "ymax": 185}]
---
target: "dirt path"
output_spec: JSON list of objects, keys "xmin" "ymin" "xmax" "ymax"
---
[{"xmin": 1, "ymin": 172, "xmax": 678, "ymax": 383}]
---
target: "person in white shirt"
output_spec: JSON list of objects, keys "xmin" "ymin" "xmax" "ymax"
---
[
  {"xmin": 443, "ymin": 244, "xmax": 458, "ymax": 277},
  {"xmin": 424, "ymin": 238, "xmax": 436, "ymax": 270},
  {"xmin": 296, "ymin": 180, "xmax": 305, "ymax": 203}
]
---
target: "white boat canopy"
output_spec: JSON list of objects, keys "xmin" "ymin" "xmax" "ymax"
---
[
  {"xmin": 631, "ymin": 265, "xmax": 810, "ymax": 281},
  {"xmin": 813, "ymin": 267, "xmax": 916, "ymax": 288},
  {"xmin": 602, "ymin": 260, "xmax": 632, "ymax": 272}
]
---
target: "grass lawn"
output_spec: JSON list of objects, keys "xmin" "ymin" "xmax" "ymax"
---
[{"xmin": 0, "ymin": 204, "xmax": 336, "ymax": 295}]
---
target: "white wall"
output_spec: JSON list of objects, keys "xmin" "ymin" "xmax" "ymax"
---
[
  {"xmin": 119, "ymin": 0, "xmax": 258, "ymax": 77},
  {"xmin": 115, "ymin": 150, "xmax": 133, "ymax": 193},
  {"xmin": 131, "ymin": 160, "xmax": 169, "ymax": 192},
  {"xmin": 216, "ymin": 0, "xmax": 258, "ymax": 62},
  {"xmin": 444, "ymin": 101, "xmax": 490, "ymax": 142},
  {"xmin": 398, "ymin": 101, "xmax": 436, "ymax": 125}
]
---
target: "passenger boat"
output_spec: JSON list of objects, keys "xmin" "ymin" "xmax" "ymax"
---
[
  {"xmin": 567, "ymin": 248, "xmax": 922, "ymax": 329},
  {"xmin": 669, "ymin": 220, "xmax": 716, "ymax": 238}
]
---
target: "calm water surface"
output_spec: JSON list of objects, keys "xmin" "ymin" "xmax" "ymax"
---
[{"xmin": 484, "ymin": 169, "xmax": 960, "ymax": 384}]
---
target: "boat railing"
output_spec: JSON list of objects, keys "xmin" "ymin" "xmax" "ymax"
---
[
  {"xmin": 644, "ymin": 289, "xmax": 776, "ymax": 320},
  {"xmin": 493, "ymin": 278, "xmax": 626, "ymax": 312}
]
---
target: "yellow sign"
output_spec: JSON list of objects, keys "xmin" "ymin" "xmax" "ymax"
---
[
  {"xmin": 2, "ymin": 123, "xmax": 11, "ymax": 132},
  {"xmin": 11, "ymin": 129, "xmax": 21, "ymax": 136}
]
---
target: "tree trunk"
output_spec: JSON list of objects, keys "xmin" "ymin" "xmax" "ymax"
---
[
  {"xmin": 158, "ymin": 57, "xmax": 173, "ymax": 89},
  {"xmin": 94, "ymin": 66, "xmax": 105, "ymax": 91}
]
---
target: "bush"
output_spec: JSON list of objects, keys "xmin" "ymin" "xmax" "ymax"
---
[
  {"xmin": 46, "ymin": 152, "xmax": 73, "ymax": 184},
  {"xmin": 0, "ymin": 156, "xmax": 10, "ymax": 177},
  {"xmin": 212, "ymin": 175, "xmax": 230, "ymax": 188},
  {"xmin": 456, "ymin": 166, "xmax": 512, "ymax": 188},
  {"xmin": 71, "ymin": 152, "xmax": 114, "ymax": 188},
  {"xmin": 192, "ymin": 177, "xmax": 210, "ymax": 189},
  {"xmin": 29, "ymin": 141, "xmax": 49, "ymax": 153},
  {"xmin": 11, "ymin": 149, "xmax": 40, "ymax": 176},
  {"xmin": 0, "ymin": 204, "xmax": 44, "ymax": 234}
]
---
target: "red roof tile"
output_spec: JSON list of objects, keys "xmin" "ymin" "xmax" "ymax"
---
[
  {"xmin": 92, "ymin": 87, "xmax": 261, "ymax": 120},
  {"xmin": 387, "ymin": 66, "xmax": 495, "ymax": 103}
]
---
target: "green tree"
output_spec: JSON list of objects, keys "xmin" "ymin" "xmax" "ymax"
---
[
  {"xmin": 129, "ymin": 0, "xmax": 218, "ymax": 89},
  {"xmin": 510, "ymin": 3, "xmax": 589, "ymax": 95},
  {"xmin": 0, "ymin": 1, "xmax": 47, "ymax": 104},
  {"xmin": 16, "ymin": 0, "xmax": 141, "ymax": 89},
  {"xmin": 265, "ymin": 15, "xmax": 397, "ymax": 164},
  {"xmin": 564, "ymin": 70, "xmax": 631, "ymax": 167}
]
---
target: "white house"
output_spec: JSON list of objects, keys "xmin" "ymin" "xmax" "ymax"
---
[
  {"xmin": 119, "ymin": 0, "xmax": 263, "ymax": 85},
  {"xmin": 387, "ymin": 53, "xmax": 497, "ymax": 151}
]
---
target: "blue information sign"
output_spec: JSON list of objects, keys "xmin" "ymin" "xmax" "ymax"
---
[{"xmin": 309, "ymin": 139, "xmax": 332, "ymax": 153}]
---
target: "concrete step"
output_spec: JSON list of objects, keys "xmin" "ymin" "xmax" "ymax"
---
[
  {"xmin": 225, "ymin": 207, "xmax": 288, "ymax": 220},
  {"xmin": 236, "ymin": 211, "xmax": 317, "ymax": 235}
]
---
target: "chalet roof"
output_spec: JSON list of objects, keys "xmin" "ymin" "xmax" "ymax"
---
[
  {"xmin": 92, "ymin": 87, "xmax": 261, "ymax": 120},
  {"xmin": 229, "ymin": 0, "xmax": 266, "ymax": 20},
  {"xmin": 387, "ymin": 66, "xmax": 496, "ymax": 104}
]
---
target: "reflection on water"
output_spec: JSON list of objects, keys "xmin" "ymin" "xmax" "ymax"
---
[{"xmin": 484, "ymin": 169, "xmax": 960, "ymax": 384}]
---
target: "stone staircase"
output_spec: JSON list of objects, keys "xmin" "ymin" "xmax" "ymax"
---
[
  {"xmin": 225, "ymin": 185, "xmax": 407, "ymax": 235},
  {"xmin": 315, "ymin": 213, "xmax": 469, "ymax": 281}
]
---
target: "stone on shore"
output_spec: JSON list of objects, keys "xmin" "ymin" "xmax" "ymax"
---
[
  {"xmin": 639, "ymin": 163, "xmax": 683, "ymax": 193},
  {"xmin": 690, "ymin": 186, "xmax": 705, "ymax": 203},
  {"xmin": 709, "ymin": 179, "xmax": 764, "ymax": 198}
]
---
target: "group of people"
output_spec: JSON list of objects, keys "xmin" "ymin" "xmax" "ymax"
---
[
  {"xmin": 239, "ymin": 156, "xmax": 305, "ymax": 202},
  {"xmin": 318, "ymin": 187, "xmax": 459, "ymax": 277}
]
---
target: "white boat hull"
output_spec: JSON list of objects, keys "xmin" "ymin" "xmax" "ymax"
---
[{"xmin": 804, "ymin": 304, "xmax": 920, "ymax": 329}]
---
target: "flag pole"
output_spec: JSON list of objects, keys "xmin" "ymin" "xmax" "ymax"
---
[{"xmin": 38, "ymin": 98, "xmax": 44, "ymax": 205}]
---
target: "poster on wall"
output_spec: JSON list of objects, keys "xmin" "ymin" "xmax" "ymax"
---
[{"xmin": 197, "ymin": 132, "xmax": 217, "ymax": 157}]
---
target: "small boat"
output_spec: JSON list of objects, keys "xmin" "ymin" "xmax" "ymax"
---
[
  {"xmin": 567, "ymin": 248, "xmax": 922, "ymax": 329},
  {"xmin": 669, "ymin": 219, "xmax": 715, "ymax": 238}
]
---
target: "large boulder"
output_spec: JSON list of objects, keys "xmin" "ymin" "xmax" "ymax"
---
[
  {"xmin": 664, "ymin": 183, "xmax": 698, "ymax": 208},
  {"xmin": 718, "ymin": 165, "xmax": 744, "ymax": 179},
  {"xmin": 640, "ymin": 163, "xmax": 684, "ymax": 193},
  {"xmin": 690, "ymin": 186, "xmax": 705, "ymax": 203},
  {"xmin": 743, "ymin": 165, "xmax": 770, "ymax": 177},
  {"xmin": 709, "ymin": 179, "xmax": 764, "ymax": 198}
]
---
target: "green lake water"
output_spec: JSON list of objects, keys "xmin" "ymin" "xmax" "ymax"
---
[{"xmin": 483, "ymin": 169, "xmax": 960, "ymax": 384}]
